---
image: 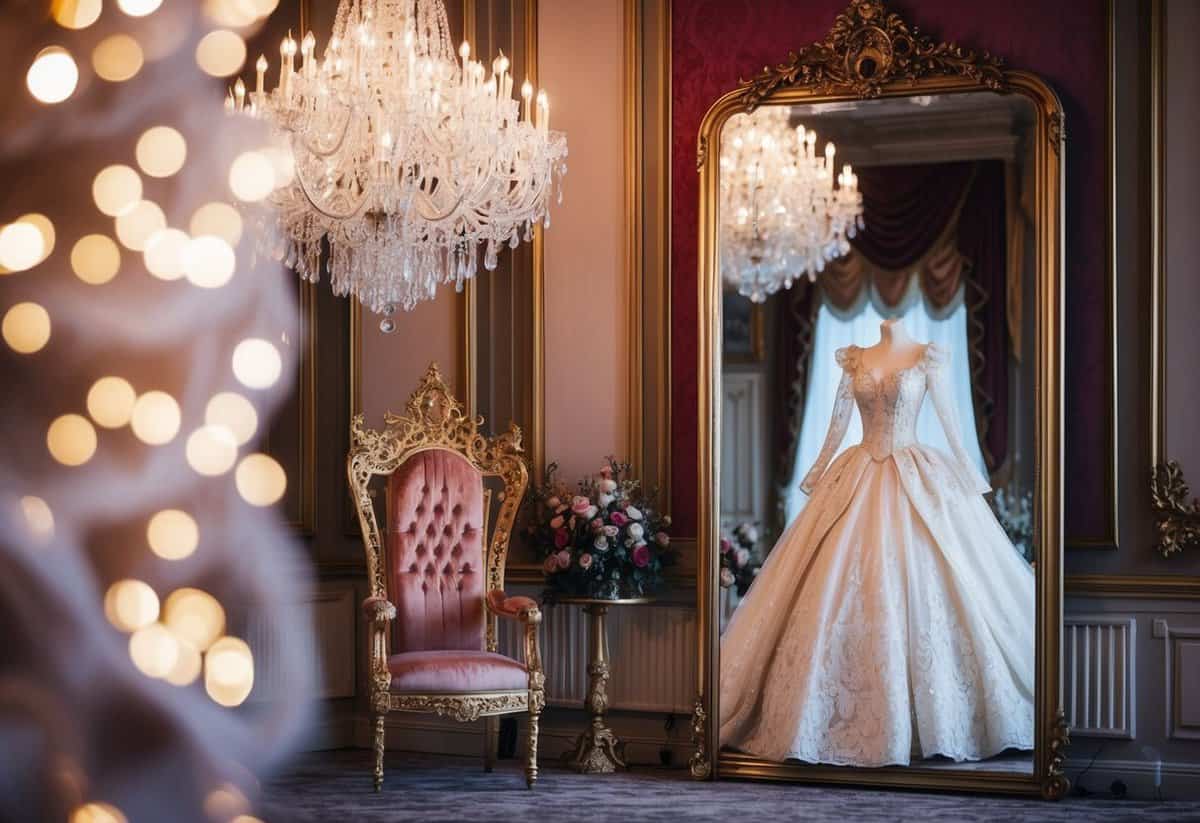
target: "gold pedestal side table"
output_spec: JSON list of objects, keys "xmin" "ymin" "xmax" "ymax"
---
[{"xmin": 552, "ymin": 595, "xmax": 655, "ymax": 774}]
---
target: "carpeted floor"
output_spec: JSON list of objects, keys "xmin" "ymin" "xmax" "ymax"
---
[{"xmin": 260, "ymin": 750, "xmax": 1200, "ymax": 822}]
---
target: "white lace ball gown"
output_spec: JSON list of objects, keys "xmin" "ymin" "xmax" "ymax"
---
[{"xmin": 719, "ymin": 343, "xmax": 1035, "ymax": 767}]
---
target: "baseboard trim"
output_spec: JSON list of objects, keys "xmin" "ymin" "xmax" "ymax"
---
[{"xmin": 1066, "ymin": 757, "xmax": 1200, "ymax": 800}]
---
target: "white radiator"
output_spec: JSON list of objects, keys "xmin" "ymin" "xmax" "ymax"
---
[
  {"xmin": 1064, "ymin": 615, "xmax": 1136, "ymax": 739},
  {"xmin": 499, "ymin": 603, "xmax": 696, "ymax": 715}
]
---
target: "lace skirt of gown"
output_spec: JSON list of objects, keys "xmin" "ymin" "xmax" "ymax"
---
[{"xmin": 719, "ymin": 444, "xmax": 1035, "ymax": 767}]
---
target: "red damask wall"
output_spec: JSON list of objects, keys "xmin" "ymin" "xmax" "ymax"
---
[{"xmin": 670, "ymin": 0, "xmax": 1109, "ymax": 539}]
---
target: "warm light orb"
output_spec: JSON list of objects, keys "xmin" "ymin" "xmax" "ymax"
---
[
  {"xmin": 20, "ymin": 496, "xmax": 55, "ymax": 542},
  {"xmin": 204, "ymin": 785, "xmax": 249, "ymax": 821},
  {"xmin": 235, "ymin": 453, "xmax": 286, "ymax": 507},
  {"xmin": 185, "ymin": 424, "xmax": 238, "ymax": 476},
  {"xmin": 204, "ymin": 635, "xmax": 254, "ymax": 706},
  {"xmin": 114, "ymin": 199, "xmax": 166, "ymax": 252},
  {"xmin": 92, "ymin": 165, "xmax": 143, "ymax": 218},
  {"xmin": 70, "ymin": 802, "xmax": 128, "ymax": 823},
  {"xmin": 205, "ymin": 392, "xmax": 257, "ymax": 446},
  {"xmin": 87, "ymin": 376, "xmax": 137, "ymax": 429},
  {"xmin": 136, "ymin": 126, "xmax": 187, "ymax": 178},
  {"xmin": 182, "ymin": 235, "xmax": 236, "ymax": 288},
  {"xmin": 117, "ymin": 0, "xmax": 163, "ymax": 16},
  {"xmin": 27, "ymin": 46, "xmax": 79, "ymax": 104},
  {"xmin": 164, "ymin": 635, "xmax": 203, "ymax": 686},
  {"xmin": 196, "ymin": 29, "xmax": 247, "ymax": 77},
  {"xmin": 203, "ymin": 0, "xmax": 260, "ymax": 27},
  {"xmin": 129, "ymin": 390, "xmax": 181, "ymax": 445},
  {"xmin": 0, "ymin": 221, "xmax": 46, "ymax": 272},
  {"xmin": 143, "ymin": 228, "xmax": 190, "ymax": 280},
  {"xmin": 54, "ymin": 0, "xmax": 103, "ymax": 29},
  {"xmin": 231, "ymin": 338, "xmax": 281, "ymax": 389},
  {"xmin": 104, "ymin": 579, "xmax": 159, "ymax": 632},
  {"xmin": 189, "ymin": 202, "xmax": 243, "ymax": 246},
  {"xmin": 228, "ymin": 151, "xmax": 275, "ymax": 202},
  {"xmin": 93, "ymin": 34, "xmax": 144, "ymax": 82},
  {"xmin": 71, "ymin": 234, "xmax": 122, "ymax": 284},
  {"xmin": 164, "ymin": 587, "xmax": 226, "ymax": 651},
  {"xmin": 47, "ymin": 414, "xmax": 97, "ymax": 466},
  {"xmin": 147, "ymin": 509, "xmax": 199, "ymax": 560},
  {"xmin": 129, "ymin": 622, "xmax": 178, "ymax": 678},
  {"xmin": 3, "ymin": 302, "xmax": 51, "ymax": 354}
]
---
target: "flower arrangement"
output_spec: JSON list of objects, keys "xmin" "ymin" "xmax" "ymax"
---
[
  {"xmin": 720, "ymin": 522, "xmax": 761, "ymax": 596},
  {"xmin": 525, "ymin": 458, "xmax": 674, "ymax": 600},
  {"xmin": 990, "ymin": 483, "xmax": 1034, "ymax": 562}
]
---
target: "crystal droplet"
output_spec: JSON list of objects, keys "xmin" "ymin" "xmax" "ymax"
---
[{"xmin": 380, "ymin": 317, "xmax": 396, "ymax": 333}]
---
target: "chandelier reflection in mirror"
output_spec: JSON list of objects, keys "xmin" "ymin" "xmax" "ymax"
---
[
  {"xmin": 719, "ymin": 107, "xmax": 862, "ymax": 302},
  {"xmin": 232, "ymin": 0, "xmax": 568, "ymax": 330}
]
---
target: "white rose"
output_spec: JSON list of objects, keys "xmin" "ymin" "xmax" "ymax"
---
[
  {"xmin": 598, "ymin": 478, "xmax": 617, "ymax": 493},
  {"xmin": 584, "ymin": 505, "xmax": 599, "ymax": 520},
  {"xmin": 626, "ymin": 506, "xmax": 643, "ymax": 520},
  {"xmin": 743, "ymin": 525, "xmax": 759, "ymax": 543},
  {"xmin": 735, "ymin": 548, "xmax": 751, "ymax": 567},
  {"xmin": 593, "ymin": 535, "xmax": 609, "ymax": 552},
  {"xmin": 598, "ymin": 493, "xmax": 614, "ymax": 507},
  {"xmin": 719, "ymin": 568, "xmax": 735, "ymax": 588},
  {"xmin": 628, "ymin": 522, "xmax": 644, "ymax": 540}
]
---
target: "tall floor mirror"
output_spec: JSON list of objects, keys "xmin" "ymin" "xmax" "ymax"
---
[{"xmin": 692, "ymin": 0, "xmax": 1067, "ymax": 798}]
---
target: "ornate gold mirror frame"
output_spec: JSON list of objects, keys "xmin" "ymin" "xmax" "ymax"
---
[{"xmin": 691, "ymin": 0, "xmax": 1067, "ymax": 798}]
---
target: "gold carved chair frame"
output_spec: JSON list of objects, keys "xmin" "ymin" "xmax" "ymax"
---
[
  {"xmin": 690, "ymin": 0, "xmax": 1067, "ymax": 798},
  {"xmin": 347, "ymin": 363, "xmax": 543, "ymax": 789}
]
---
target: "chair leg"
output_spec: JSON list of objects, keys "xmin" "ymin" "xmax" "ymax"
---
[
  {"xmin": 525, "ymin": 706, "xmax": 541, "ymax": 789},
  {"xmin": 483, "ymin": 716, "xmax": 496, "ymax": 773},
  {"xmin": 373, "ymin": 713, "xmax": 386, "ymax": 792}
]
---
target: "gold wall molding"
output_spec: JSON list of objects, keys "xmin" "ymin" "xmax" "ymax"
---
[
  {"xmin": 1150, "ymin": 461, "xmax": 1200, "ymax": 558},
  {"xmin": 626, "ymin": 0, "xmax": 645, "ymax": 473},
  {"xmin": 1065, "ymin": 573, "xmax": 1200, "ymax": 600},
  {"xmin": 692, "ymin": 0, "xmax": 1067, "ymax": 798}
]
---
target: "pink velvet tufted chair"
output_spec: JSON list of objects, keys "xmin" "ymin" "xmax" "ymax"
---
[{"xmin": 348, "ymin": 363, "xmax": 542, "ymax": 791}]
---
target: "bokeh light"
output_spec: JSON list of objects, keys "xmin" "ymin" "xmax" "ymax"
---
[
  {"xmin": 93, "ymin": 34, "xmax": 144, "ymax": 83},
  {"xmin": 164, "ymin": 635, "xmax": 203, "ymax": 686},
  {"xmin": 129, "ymin": 390, "xmax": 181, "ymax": 445},
  {"xmin": 196, "ymin": 29, "xmax": 247, "ymax": 77},
  {"xmin": 163, "ymin": 588, "xmax": 226, "ymax": 651},
  {"xmin": 70, "ymin": 802, "xmax": 128, "ymax": 823},
  {"xmin": 228, "ymin": 151, "xmax": 275, "ymax": 202},
  {"xmin": 117, "ymin": 0, "xmax": 163, "ymax": 17},
  {"xmin": 185, "ymin": 424, "xmax": 238, "ymax": 476},
  {"xmin": 114, "ymin": 199, "xmax": 166, "ymax": 252},
  {"xmin": 53, "ymin": 0, "xmax": 103, "ymax": 30},
  {"xmin": 204, "ymin": 635, "xmax": 254, "ymax": 706},
  {"xmin": 235, "ymin": 453, "xmax": 286, "ymax": 506},
  {"xmin": 92, "ymin": 165, "xmax": 143, "ymax": 218},
  {"xmin": 143, "ymin": 228, "xmax": 190, "ymax": 280},
  {"xmin": 231, "ymin": 338, "xmax": 281, "ymax": 389},
  {"xmin": 2, "ymin": 302, "xmax": 52, "ymax": 354},
  {"xmin": 147, "ymin": 509, "xmax": 199, "ymax": 560},
  {"xmin": 135, "ymin": 126, "xmax": 188, "ymax": 178},
  {"xmin": 20, "ymin": 496, "xmax": 55, "ymax": 542},
  {"xmin": 87, "ymin": 376, "xmax": 137, "ymax": 429},
  {"xmin": 47, "ymin": 414, "xmax": 96, "ymax": 466},
  {"xmin": 189, "ymin": 202, "xmax": 243, "ymax": 246},
  {"xmin": 0, "ymin": 221, "xmax": 46, "ymax": 272},
  {"xmin": 71, "ymin": 234, "xmax": 122, "ymax": 284},
  {"xmin": 182, "ymin": 235, "xmax": 236, "ymax": 288},
  {"xmin": 129, "ymin": 622, "xmax": 178, "ymax": 678},
  {"xmin": 26, "ymin": 46, "xmax": 79, "ymax": 104},
  {"xmin": 205, "ymin": 391, "xmax": 257, "ymax": 445},
  {"xmin": 104, "ymin": 579, "xmax": 159, "ymax": 632}
]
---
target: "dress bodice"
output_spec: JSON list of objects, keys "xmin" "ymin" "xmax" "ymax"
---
[{"xmin": 799, "ymin": 342, "xmax": 991, "ymax": 496}]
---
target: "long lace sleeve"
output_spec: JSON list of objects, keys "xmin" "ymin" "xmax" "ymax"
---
[
  {"xmin": 925, "ymin": 344, "xmax": 992, "ymax": 495},
  {"xmin": 799, "ymin": 346, "xmax": 857, "ymax": 494}
]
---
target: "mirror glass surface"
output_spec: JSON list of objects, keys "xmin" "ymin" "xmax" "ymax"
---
[{"xmin": 717, "ymin": 92, "xmax": 1038, "ymax": 775}]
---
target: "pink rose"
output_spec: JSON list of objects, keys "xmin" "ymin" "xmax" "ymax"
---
[
  {"xmin": 603, "ymin": 525, "xmax": 618, "ymax": 537},
  {"xmin": 655, "ymin": 531, "xmax": 670, "ymax": 547},
  {"xmin": 550, "ymin": 515, "xmax": 564, "ymax": 529},
  {"xmin": 579, "ymin": 553, "xmax": 594, "ymax": 570},
  {"xmin": 632, "ymin": 543, "xmax": 651, "ymax": 568},
  {"xmin": 599, "ymin": 465, "xmax": 613, "ymax": 478},
  {"xmin": 610, "ymin": 511, "xmax": 629, "ymax": 527},
  {"xmin": 554, "ymin": 528, "xmax": 568, "ymax": 549},
  {"xmin": 570, "ymin": 496, "xmax": 591, "ymax": 515},
  {"xmin": 543, "ymin": 555, "xmax": 559, "ymax": 574},
  {"xmin": 556, "ymin": 550, "xmax": 571, "ymax": 569},
  {"xmin": 720, "ymin": 537, "xmax": 732, "ymax": 554},
  {"xmin": 719, "ymin": 568, "xmax": 735, "ymax": 588}
]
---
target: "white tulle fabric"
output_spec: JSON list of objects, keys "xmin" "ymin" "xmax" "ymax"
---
[{"xmin": 719, "ymin": 343, "xmax": 1034, "ymax": 766}]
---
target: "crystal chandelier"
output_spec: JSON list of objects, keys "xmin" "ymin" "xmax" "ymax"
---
[
  {"xmin": 231, "ymin": 0, "xmax": 568, "ymax": 330},
  {"xmin": 719, "ymin": 107, "xmax": 863, "ymax": 302}
]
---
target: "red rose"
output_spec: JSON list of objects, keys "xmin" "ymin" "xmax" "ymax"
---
[
  {"xmin": 554, "ymin": 528, "xmax": 568, "ymax": 549},
  {"xmin": 720, "ymin": 537, "xmax": 732, "ymax": 554},
  {"xmin": 632, "ymin": 543, "xmax": 651, "ymax": 568},
  {"xmin": 610, "ymin": 511, "xmax": 629, "ymax": 527}
]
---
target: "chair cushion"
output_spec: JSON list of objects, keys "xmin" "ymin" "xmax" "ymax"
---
[{"xmin": 388, "ymin": 650, "xmax": 528, "ymax": 694}]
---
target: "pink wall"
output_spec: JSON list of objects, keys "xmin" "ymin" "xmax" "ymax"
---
[{"xmin": 540, "ymin": 0, "xmax": 630, "ymax": 482}]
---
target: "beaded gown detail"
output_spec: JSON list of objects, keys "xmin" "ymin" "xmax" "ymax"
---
[{"xmin": 719, "ymin": 343, "xmax": 1034, "ymax": 767}]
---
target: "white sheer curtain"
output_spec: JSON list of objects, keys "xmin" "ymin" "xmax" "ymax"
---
[{"xmin": 782, "ymin": 276, "xmax": 988, "ymax": 524}]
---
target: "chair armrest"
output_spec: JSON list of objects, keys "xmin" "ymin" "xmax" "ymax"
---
[
  {"xmin": 485, "ymin": 590, "xmax": 541, "ymax": 623},
  {"xmin": 362, "ymin": 596, "xmax": 396, "ymax": 624}
]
